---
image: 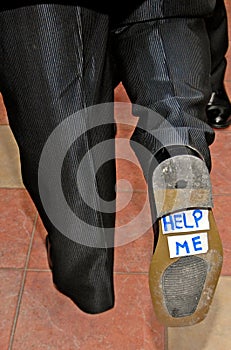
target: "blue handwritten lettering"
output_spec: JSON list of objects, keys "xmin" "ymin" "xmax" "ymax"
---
[
  {"xmin": 176, "ymin": 241, "xmax": 190, "ymax": 256},
  {"xmin": 183, "ymin": 213, "xmax": 194, "ymax": 229},
  {"xmin": 192, "ymin": 236, "xmax": 203, "ymax": 251},
  {"xmin": 174, "ymin": 214, "xmax": 183, "ymax": 229},
  {"xmin": 193, "ymin": 209, "xmax": 203, "ymax": 228},
  {"xmin": 163, "ymin": 215, "xmax": 175, "ymax": 232}
]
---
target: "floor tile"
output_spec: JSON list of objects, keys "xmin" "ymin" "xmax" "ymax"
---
[
  {"xmin": 0, "ymin": 269, "xmax": 23, "ymax": 350},
  {"xmin": 115, "ymin": 113, "xmax": 147, "ymax": 192},
  {"xmin": 213, "ymin": 195, "xmax": 231, "ymax": 275},
  {"xmin": 211, "ymin": 129, "xmax": 231, "ymax": 157},
  {"xmin": 0, "ymin": 126, "xmax": 24, "ymax": 188},
  {"xmin": 11, "ymin": 271, "xmax": 165, "ymax": 350},
  {"xmin": 167, "ymin": 276, "xmax": 231, "ymax": 350},
  {"xmin": 0, "ymin": 189, "xmax": 36, "ymax": 268},
  {"xmin": 115, "ymin": 191, "xmax": 153, "ymax": 247},
  {"xmin": 210, "ymin": 129, "xmax": 231, "ymax": 195},
  {"xmin": 114, "ymin": 84, "xmax": 138, "ymax": 134},
  {"xmin": 114, "ymin": 189, "xmax": 154, "ymax": 273},
  {"xmin": 116, "ymin": 158, "xmax": 147, "ymax": 192},
  {"xmin": 114, "ymin": 83, "xmax": 131, "ymax": 103},
  {"xmin": 225, "ymin": 60, "xmax": 231, "ymax": 83},
  {"xmin": 116, "ymin": 124, "xmax": 136, "ymax": 140},
  {"xmin": 28, "ymin": 216, "xmax": 50, "ymax": 270},
  {"xmin": 114, "ymin": 228, "xmax": 153, "ymax": 273},
  {"xmin": 115, "ymin": 131, "xmax": 140, "ymax": 161},
  {"xmin": 0, "ymin": 93, "xmax": 8, "ymax": 125},
  {"xmin": 225, "ymin": 81, "xmax": 231, "ymax": 97}
]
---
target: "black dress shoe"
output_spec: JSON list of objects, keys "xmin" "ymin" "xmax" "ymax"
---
[{"xmin": 206, "ymin": 89, "xmax": 231, "ymax": 129}]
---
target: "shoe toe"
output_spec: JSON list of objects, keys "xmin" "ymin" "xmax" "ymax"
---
[
  {"xmin": 207, "ymin": 106, "xmax": 231, "ymax": 128},
  {"xmin": 206, "ymin": 89, "xmax": 231, "ymax": 128}
]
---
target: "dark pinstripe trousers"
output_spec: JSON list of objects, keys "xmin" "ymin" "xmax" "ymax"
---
[
  {"xmin": 0, "ymin": 4, "xmax": 215, "ymax": 313},
  {"xmin": 206, "ymin": 0, "xmax": 229, "ymax": 91}
]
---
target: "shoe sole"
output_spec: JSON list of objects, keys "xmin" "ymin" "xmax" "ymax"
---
[
  {"xmin": 148, "ymin": 155, "xmax": 223, "ymax": 327},
  {"xmin": 209, "ymin": 122, "xmax": 231, "ymax": 129}
]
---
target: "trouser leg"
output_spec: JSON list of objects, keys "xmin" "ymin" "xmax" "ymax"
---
[
  {"xmin": 0, "ymin": 4, "xmax": 116, "ymax": 313},
  {"xmin": 111, "ymin": 17, "xmax": 215, "ymax": 176},
  {"xmin": 205, "ymin": 0, "xmax": 229, "ymax": 91},
  {"xmin": 205, "ymin": 0, "xmax": 231, "ymax": 128}
]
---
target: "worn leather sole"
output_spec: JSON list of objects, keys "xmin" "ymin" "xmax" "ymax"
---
[{"xmin": 148, "ymin": 155, "xmax": 223, "ymax": 327}]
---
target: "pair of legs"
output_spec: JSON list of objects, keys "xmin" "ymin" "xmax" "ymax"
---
[
  {"xmin": 206, "ymin": 0, "xmax": 231, "ymax": 128},
  {"xmin": 0, "ymin": 3, "xmax": 221, "ymax": 324}
]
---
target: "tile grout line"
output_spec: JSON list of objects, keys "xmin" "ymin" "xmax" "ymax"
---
[
  {"xmin": 164, "ymin": 327, "xmax": 168, "ymax": 350},
  {"xmin": 213, "ymin": 193, "xmax": 231, "ymax": 197},
  {"xmin": 0, "ymin": 267, "xmax": 51, "ymax": 272},
  {"xmin": 8, "ymin": 212, "xmax": 38, "ymax": 350}
]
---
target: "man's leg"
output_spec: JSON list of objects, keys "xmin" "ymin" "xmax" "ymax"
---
[
  {"xmin": 111, "ymin": 15, "xmax": 223, "ymax": 326},
  {"xmin": 0, "ymin": 4, "xmax": 116, "ymax": 313},
  {"xmin": 112, "ymin": 17, "xmax": 214, "ymax": 174}
]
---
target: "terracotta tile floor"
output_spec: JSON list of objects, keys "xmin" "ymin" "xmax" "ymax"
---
[{"xmin": 1, "ymin": 5, "xmax": 231, "ymax": 350}]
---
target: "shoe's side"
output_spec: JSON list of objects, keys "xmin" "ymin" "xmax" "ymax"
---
[
  {"xmin": 148, "ymin": 150, "xmax": 223, "ymax": 327},
  {"xmin": 206, "ymin": 89, "xmax": 231, "ymax": 129}
]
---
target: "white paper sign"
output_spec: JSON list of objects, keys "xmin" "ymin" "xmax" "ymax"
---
[
  {"xmin": 161, "ymin": 209, "xmax": 210, "ymax": 234},
  {"xmin": 167, "ymin": 232, "xmax": 209, "ymax": 258}
]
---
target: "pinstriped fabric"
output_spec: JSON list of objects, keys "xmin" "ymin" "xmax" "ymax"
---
[
  {"xmin": 0, "ymin": 5, "xmax": 116, "ymax": 314},
  {"xmin": 112, "ymin": 18, "xmax": 215, "ymax": 175},
  {"xmin": 205, "ymin": 0, "xmax": 229, "ymax": 91}
]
